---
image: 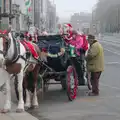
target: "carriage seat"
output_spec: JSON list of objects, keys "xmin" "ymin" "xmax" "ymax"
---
[{"xmin": 48, "ymin": 45, "xmax": 61, "ymax": 55}]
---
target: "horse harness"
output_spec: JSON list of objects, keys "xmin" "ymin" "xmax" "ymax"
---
[{"xmin": 0, "ymin": 34, "xmax": 39, "ymax": 66}]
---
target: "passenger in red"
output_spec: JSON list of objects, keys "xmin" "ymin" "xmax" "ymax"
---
[
  {"xmin": 29, "ymin": 34, "xmax": 32, "ymax": 41},
  {"xmin": 82, "ymin": 34, "xmax": 89, "ymax": 53},
  {"xmin": 63, "ymin": 23, "xmax": 73, "ymax": 44}
]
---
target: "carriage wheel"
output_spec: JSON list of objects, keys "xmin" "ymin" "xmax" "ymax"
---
[
  {"xmin": 66, "ymin": 66, "xmax": 78, "ymax": 101},
  {"xmin": 61, "ymin": 78, "xmax": 66, "ymax": 90},
  {"xmin": 43, "ymin": 80, "xmax": 49, "ymax": 92},
  {"xmin": 14, "ymin": 75, "xmax": 26, "ymax": 102},
  {"xmin": 37, "ymin": 75, "xmax": 44, "ymax": 100}
]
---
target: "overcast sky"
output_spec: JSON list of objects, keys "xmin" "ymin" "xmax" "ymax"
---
[
  {"xmin": 14, "ymin": 0, "xmax": 98, "ymax": 20},
  {"xmin": 52, "ymin": 0, "xmax": 98, "ymax": 18}
]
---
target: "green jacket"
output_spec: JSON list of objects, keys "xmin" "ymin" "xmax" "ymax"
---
[{"xmin": 87, "ymin": 40, "xmax": 104, "ymax": 72}]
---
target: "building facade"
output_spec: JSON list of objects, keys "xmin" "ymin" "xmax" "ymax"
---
[
  {"xmin": 46, "ymin": 0, "xmax": 56, "ymax": 32},
  {"xmin": 12, "ymin": 4, "xmax": 20, "ymax": 31},
  {"xmin": 34, "ymin": 0, "xmax": 40, "ymax": 28},
  {"xmin": 19, "ymin": 13, "xmax": 28, "ymax": 31},
  {"xmin": 39, "ymin": 0, "xmax": 48, "ymax": 31},
  {"xmin": 0, "ymin": 0, "xmax": 57, "ymax": 32},
  {"xmin": 0, "ymin": 0, "xmax": 12, "ymax": 30},
  {"xmin": 70, "ymin": 12, "xmax": 91, "ymax": 33}
]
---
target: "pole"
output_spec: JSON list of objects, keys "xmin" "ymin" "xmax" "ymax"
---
[
  {"xmin": 118, "ymin": 7, "xmax": 120, "ymax": 32},
  {"xmin": 9, "ymin": 0, "xmax": 12, "ymax": 25},
  {"xmin": 34, "ymin": 0, "xmax": 35, "ymax": 26},
  {"xmin": 0, "ymin": 0, "xmax": 1, "ymax": 29}
]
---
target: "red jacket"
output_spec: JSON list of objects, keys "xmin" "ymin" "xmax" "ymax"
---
[
  {"xmin": 64, "ymin": 30, "xmax": 73, "ymax": 44},
  {"xmin": 81, "ymin": 35, "xmax": 89, "ymax": 51},
  {"xmin": 29, "ymin": 35, "xmax": 32, "ymax": 41}
]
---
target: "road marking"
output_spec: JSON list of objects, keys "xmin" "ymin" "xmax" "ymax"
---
[
  {"xmin": 99, "ymin": 95, "xmax": 120, "ymax": 99},
  {"xmin": 101, "ymin": 39, "xmax": 120, "ymax": 44},
  {"xmin": 106, "ymin": 62, "xmax": 120, "ymax": 65},
  {"xmin": 100, "ymin": 83, "xmax": 120, "ymax": 90},
  {"xmin": 80, "ymin": 97, "xmax": 99, "ymax": 102},
  {"xmin": 104, "ymin": 48, "xmax": 120, "ymax": 56},
  {"xmin": 101, "ymin": 41, "xmax": 120, "ymax": 47},
  {"xmin": 102, "ymin": 37, "xmax": 120, "ymax": 44}
]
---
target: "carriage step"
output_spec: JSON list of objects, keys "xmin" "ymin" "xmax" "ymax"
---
[
  {"xmin": 45, "ymin": 71, "xmax": 66, "ymax": 75},
  {"xmin": 46, "ymin": 82, "xmax": 61, "ymax": 85}
]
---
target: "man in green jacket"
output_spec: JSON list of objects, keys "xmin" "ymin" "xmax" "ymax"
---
[{"xmin": 86, "ymin": 35, "xmax": 104, "ymax": 96}]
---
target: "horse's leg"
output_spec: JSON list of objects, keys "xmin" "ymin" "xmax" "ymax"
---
[
  {"xmin": 24, "ymin": 89, "xmax": 31, "ymax": 109},
  {"xmin": 32, "ymin": 65, "xmax": 40, "ymax": 108},
  {"xmin": 1, "ymin": 71, "xmax": 11, "ymax": 113},
  {"xmin": 24, "ymin": 75, "xmax": 31, "ymax": 110},
  {"xmin": 16, "ymin": 71, "xmax": 24, "ymax": 113}
]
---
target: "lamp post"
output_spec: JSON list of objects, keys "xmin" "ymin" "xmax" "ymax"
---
[
  {"xmin": 117, "ymin": 7, "xmax": 120, "ymax": 32},
  {"xmin": 26, "ymin": 16, "xmax": 32, "ymax": 31}
]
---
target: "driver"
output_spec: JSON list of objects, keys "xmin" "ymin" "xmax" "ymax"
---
[{"xmin": 63, "ymin": 23, "xmax": 73, "ymax": 44}]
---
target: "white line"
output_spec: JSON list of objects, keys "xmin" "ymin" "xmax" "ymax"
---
[
  {"xmin": 100, "ymin": 83, "xmax": 120, "ymax": 90},
  {"xmin": 101, "ymin": 41, "xmax": 120, "ymax": 48},
  {"xmin": 106, "ymin": 62, "xmax": 120, "ymax": 65},
  {"xmin": 101, "ymin": 39, "xmax": 120, "ymax": 44},
  {"xmin": 104, "ymin": 48, "xmax": 120, "ymax": 56},
  {"xmin": 99, "ymin": 95, "xmax": 120, "ymax": 99}
]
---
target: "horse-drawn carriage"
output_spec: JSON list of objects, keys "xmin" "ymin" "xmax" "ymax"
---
[
  {"xmin": 35, "ymin": 34, "xmax": 89, "ymax": 101},
  {"xmin": 0, "ymin": 29, "xmax": 91, "ymax": 113}
]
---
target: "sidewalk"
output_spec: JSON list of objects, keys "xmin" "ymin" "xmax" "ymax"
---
[
  {"xmin": 0, "ymin": 92, "xmax": 39, "ymax": 120},
  {"xmin": 0, "ymin": 68, "xmax": 38, "ymax": 120}
]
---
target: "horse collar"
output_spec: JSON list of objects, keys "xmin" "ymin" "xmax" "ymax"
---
[{"xmin": 5, "ymin": 39, "xmax": 20, "ymax": 66}]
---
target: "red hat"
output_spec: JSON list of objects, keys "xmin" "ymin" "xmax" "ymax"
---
[{"xmin": 66, "ymin": 23, "xmax": 72, "ymax": 28}]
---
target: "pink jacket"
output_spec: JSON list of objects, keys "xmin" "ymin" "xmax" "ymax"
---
[
  {"xmin": 69, "ymin": 35, "xmax": 83, "ymax": 49},
  {"xmin": 69, "ymin": 35, "xmax": 83, "ymax": 56}
]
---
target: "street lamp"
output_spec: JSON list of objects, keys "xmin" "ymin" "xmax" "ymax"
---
[{"xmin": 26, "ymin": 16, "xmax": 32, "ymax": 31}]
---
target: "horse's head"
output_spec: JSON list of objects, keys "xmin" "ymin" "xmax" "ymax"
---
[{"xmin": 0, "ymin": 28, "xmax": 11, "ymax": 67}]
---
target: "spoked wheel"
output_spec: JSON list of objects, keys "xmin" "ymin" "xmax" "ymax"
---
[
  {"xmin": 43, "ymin": 79, "xmax": 49, "ymax": 92},
  {"xmin": 66, "ymin": 66, "xmax": 78, "ymax": 101},
  {"xmin": 61, "ymin": 78, "xmax": 67, "ymax": 90}
]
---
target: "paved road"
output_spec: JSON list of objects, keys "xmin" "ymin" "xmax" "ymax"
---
[
  {"xmin": 26, "ymin": 36, "xmax": 120, "ymax": 120},
  {"xmin": 10, "ymin": 35, "xmax": 120, "ymax": 120}
]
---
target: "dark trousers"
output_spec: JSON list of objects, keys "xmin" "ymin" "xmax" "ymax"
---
[{"xmin": 91, "ymin": 72, "xmax": 102, "ymax": 94}]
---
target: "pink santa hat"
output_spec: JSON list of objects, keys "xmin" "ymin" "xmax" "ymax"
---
[
  {"xmin": 66, "ymin": 23, "xmax": 72, "ymax": 28},
  {"xmin": 64, "ymin": 23, "xmax": 72, "ymax": 28},
  {"xmin": 64, "ymin": 23, "xmax": 73, "ymax": 31}
]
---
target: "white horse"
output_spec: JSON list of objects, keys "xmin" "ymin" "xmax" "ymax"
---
[{"xmin": 0, "ymin": 28, "xmax": 43, "ymax": 113}]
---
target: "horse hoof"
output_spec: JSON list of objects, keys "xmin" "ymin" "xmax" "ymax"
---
[
  {"xmin": 24, "ymin": 106, "xmax": 30, "ymax": 111},
  {"xmin": 32, "ymin": 105, "xmax": 39, "ymax": 109},
  {"xmin": 1, "ymin": 109, "xmax": 10, "ymax": 113},
  {"xmin": 16, "ymin": 108, "xmax": 24, "ymax": 113}
]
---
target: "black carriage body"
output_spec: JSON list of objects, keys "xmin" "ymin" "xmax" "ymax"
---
[
  {"xmin": 37, "ymin": 35, "xmax": 86, "ymax": 85},
  {"xmin": 37, "ymin": 35, "xmax": 67, "ymax": 71},
  {"xmin": 37, "ymin": 35, "xmax": 69, "ymax": 80},
  {"xmin": 36, "ymin": 35, "xmax": 88, "ymax": 101}
]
